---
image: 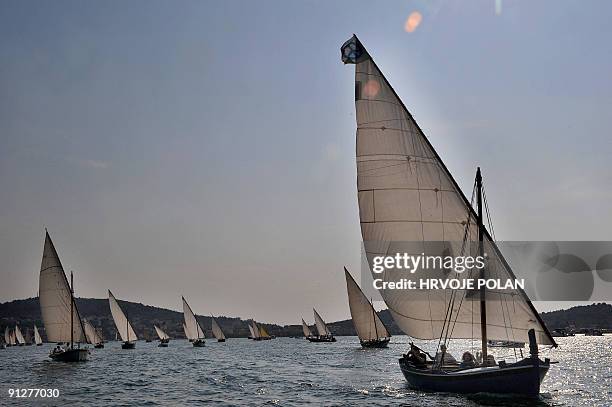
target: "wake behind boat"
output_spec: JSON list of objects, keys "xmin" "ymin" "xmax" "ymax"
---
[
  {"xmin": 108, "ymin": 290, "xmax": 138, "ymax": 349},
  {"xmin": 344, "ymin": 267, "xmax": 391, "ymax": 348},
  {"xmin": 39, "ymin": 230, "xmax": 89, "ymax": 362},
  {"xmin": 342, "ymin": 34, "xmax": 556, "ymax": 397}
]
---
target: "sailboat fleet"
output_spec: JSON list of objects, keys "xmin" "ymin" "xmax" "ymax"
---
[{"xmin": 2, "ymin": 35, "xmax": 568, "ymax": 399}]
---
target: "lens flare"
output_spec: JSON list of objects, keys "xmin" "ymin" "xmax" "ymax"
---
[
  {"xmin": 363, "ymin": 80, "xmax": 380, "ymax": 97},
  {"xmin": 404, "ymin": 11, "xmax": 422, "ymax": 33}
]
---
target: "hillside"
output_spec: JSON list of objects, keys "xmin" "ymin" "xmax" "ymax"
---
[
  {"xmin": 540, "ymin": 303, "xmax": 612, "ymax": 330},
  {"xmin": 1, "ymin": 298, "xmax": 609, "ymax": 342}
]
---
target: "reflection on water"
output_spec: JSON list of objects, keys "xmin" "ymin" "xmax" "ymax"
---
[{"xmin": 0, "ymin": 335, "xmax": 609, "ymax": 406}]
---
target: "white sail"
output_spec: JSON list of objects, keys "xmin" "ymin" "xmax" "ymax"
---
[
  {"xmin": 343, "ymin": 35, "xmax": 556, "ymax": 346},
  {"xmin": 344, "ymin": 268, "xmax": 390, "ymax": 341},
  {"xmin": 251, "ymin": 321, "xmax": 260, "ymax": 339},
  {"xmin": 4, "ymin": 326, "xmax": 10, "ymax": 344},
  {"xmin": 108, "ymin": 290, "xmax": 138, "ymax": 342},
  {"xmin": 10, "ymin": 330, "xmax": 16, "ymax": 345},
  {"xmin": 33, "ymin": 325, "xmax": 43, "ymax": 345},
  {"xmin": 211, "ymin": 317, "xmax": 226, "ymax": 340},
  {"xmin": 313, "ymin": 309, "xmax": 331, "ymax": 336},
  {"xmin": 38, "ymin": 231, "xmax": 87, "ymax": 343},
  {"xmin": 182, "ymin": 297, "xmax": 204, "ymax": 340},
  {"xmin": 83, "ymin": 320, "xmax": 103, "ymax": 344},
  {"xmin": 154, "ymin": 325, "xmax": 170, "ymax": 341},
  {"xmin": 182, "ymin": 323, "xmax": 191, "ymax": 339},
  {"xmin": 14, "ymin": 326, "xmax": 25, "ymax": 344},
  {"xmin": 302, "ymin": 319, "xmax": 312, "ymax": 337},
  {"xmin": 248, "ymin": 324, "xmax": 255, "ymax": 338}
]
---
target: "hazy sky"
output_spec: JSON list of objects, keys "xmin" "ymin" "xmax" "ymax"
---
[{"xmin": 1, "ymin": 1, "xmax": 611, "ymax": 324}]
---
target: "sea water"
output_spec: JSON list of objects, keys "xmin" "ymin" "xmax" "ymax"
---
[{"xmin": 0, "ymin": 335, "xmax": 609, "ymax": 406}]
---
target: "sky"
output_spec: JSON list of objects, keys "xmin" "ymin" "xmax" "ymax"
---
[{"xmin": 1, "ymin": 1, "xmax": 611, "ymax": 324}]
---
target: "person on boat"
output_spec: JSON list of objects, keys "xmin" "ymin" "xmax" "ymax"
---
[
  {"xmin": 460, "ymin": 351, "xmax": 476, "ymax": 368},
  {"xmin": 406, "ymin": 343, "xmax": 427, "ymax": 366},
  {"xmin": 434, "ymin": 344, "xmax": 457, "ymax": 365}
]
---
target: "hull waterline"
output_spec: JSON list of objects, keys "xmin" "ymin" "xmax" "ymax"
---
[
  {"xmin": 50, "ymin": 348, "xmax": 89, "ymax": 362},
  {"xmin": 399, "ymin": 357, "xmax": 550, "ymax": 398},
  {"xmin": 361, "ymin": 338, "xmax": 390, "ymax": 348}
]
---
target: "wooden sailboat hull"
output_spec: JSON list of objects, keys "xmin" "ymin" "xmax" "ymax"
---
[
  {"xmin": 307, "ymin": 335, "xmax": 336, "ymax": 343},
  {"xmin": 121, "ymin": 341, "xmax": 136, "ymax": 349},
  {"xmin": 217, "ymin": 339, "xmax": 226, "ymax": 342},
  {"xmin": 192, "ymin": 339, "xmax": 205, "ymax": 347},
  {"xmin": 158, "ymin": 342, "xmax": 168, "ymax": 347},
  {"xmin": 50, "ymin": 348, "xmax": 89, "ymax": 362},
  {"xmin": 399, "ymin": 357, "xmax": 550, "ymax": 397},
  {"xmin": 36, "ymin": 343, "xmax": 43, "ymax": 346},
  {"xmin": 360, "ymin": 338, "xmax": 390, "ymax": 348}
]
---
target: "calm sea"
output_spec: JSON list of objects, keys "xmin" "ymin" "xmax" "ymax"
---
[{"xmin": 0, "ymin": 335, "xmax": 609, "ymax": 406}]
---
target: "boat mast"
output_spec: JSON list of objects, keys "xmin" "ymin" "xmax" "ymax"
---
[
  {"xmin": 476, "ymin": 167, "xmax": 488, "ymax": 362},
  {"xmin": 126, "ymin": 310, "xmax": 129, "ymax": 342},
  {"xmin": 70, "ymin": 271, "xmax": 74, "ymax": 350}
]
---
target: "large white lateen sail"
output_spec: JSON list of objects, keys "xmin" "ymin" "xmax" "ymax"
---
[
  {"xmin": 4, "ymin": 327, "xmax": 10, "ymax": 344},
  {"xmin": 343, "ymin": 35, "xmax": 555, "ymax": 346},
  {"xmin": 182, "ymin": 323, "xmax": 191, "ymax": 339},
  {"xmin": 154, "ymin": 325, "xmax": 170, "ymax": 341},
  {"xmin": 211, "ymin": 317, "xmax": 226, "ymax": 341},
  {"xmin": 33, "ymin": 325, "xmax": 43, "ymax": 345},
  {"xmin": 14, "ymin": 326, "xmax": 25, "ymax": 345},
  {"xmin": 39, "ymin": 231, "xmax": 87, "ymax": 343},
  {"xmin": 313, "ymin": 309, "xmax": 331, "ymax": 336},
  {"xmin": 182, "ymin": 297, "xmax": 204, "ymax": 340},
  {"xmin": 344, "ymin": 268, "xmax": 390, "ymax": 342},
  {"xmin": 83, "ymin": 320, "xmax": 103, "ymax": 345},
  {"xmin": 250, "ymin": 321, "xmax": 260, "ymax": 339},
  {"xmin": 248, "ymin": 324, "xmax": 255, "ymax": 338},
  {"xmin": 302, "ymin": 319, "xmax": 312, "ymax": 337},
  {"xmin": 108, "ymin": 290, "xmax": 137, "ymax": 342}
]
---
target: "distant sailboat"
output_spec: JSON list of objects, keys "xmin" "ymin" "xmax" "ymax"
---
[
  {"xmin": 247, "ymin": 323, "xmax": 255, "ymax": 339},
  {"xmin": 308, "ymin": 309, "xmax": 336, "ymax": 342},
  {"xmin": 33, "ymin": 325, "xmax": 43, "ymax": 346},
  {"xmin": 9, "ymin": 329, "xmax": 16, "ymax": 346},
  {"xmin": 301, "ymin": 319, "xmax": 313, "ymax": 339},
  {"xmin": 182, "ymin": 297, "xmax": 205, "ymax": 347},
  {"xmin": 154, "ymin": 325, "xmax": 170, "ymax": 347},
  {"xmin": 83, "ymin": 320, "xmax": 104, "ymax": 348},
  {"xmin": 211, "ymin": 317, "xmax": 226, "ymax": 342},
  {"xmin": 108, "ymin": 290, "xmax": 138, "ymax": 349},
  {"xmin": 258, "ymin": 325, "xmax": 273, "ymax": 341},
  {"xmin": 342, "ymin": 34, "xmax": 556, "ymax": 397},
  {"xmin": 39, "ymin": 230, "xmax": 89, "ymax": 361},
  {"xmin": 14, "ymin": 325, "xmax": 25, "ymax": 346},
  {"xmin": 250, "ymin": 321, "xmax": 263, "ymax": 341},
  {"xmin": 344, "ymin": 268, "xmax": 391, "ymax": 348},
  {"xmin": 3, "ymin": 327, "xmax": 10, "ymax": 348}
]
